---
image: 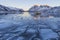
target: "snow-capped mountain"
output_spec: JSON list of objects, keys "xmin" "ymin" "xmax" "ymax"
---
[
  {"xmin": 0, "ymin": 5, "xmax": 24, "ymax": 15},
  {"xmin": 29, "ymin": 5, "xmax": 51, "ymax": 17},
  {"xmin": 29, "ymin": 5, "xmax": 60, "ymax": 17},
  {"xmin": 29, "ymin": 5, "xmax": 51, "ymax": 11},
  {"xmin": 0, "ymin": 5, "xmax": 10, "ymax": 11}
]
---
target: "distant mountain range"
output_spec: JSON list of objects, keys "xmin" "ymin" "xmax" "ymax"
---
[
  {"xmin": 0, "ymin": 5, "xmax": 24, "ymax": 15},
  {"xmin": 29, "ymin": 5, "xmax": 60, "ymax": 17}
]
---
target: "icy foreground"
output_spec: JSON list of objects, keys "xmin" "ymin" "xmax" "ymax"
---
[{"xmin": 0, "ymin": 13, "xmax": 60, "ymax": 40}]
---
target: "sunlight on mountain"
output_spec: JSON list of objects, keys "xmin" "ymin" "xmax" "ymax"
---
[{"xmin": 34, "ymin": 4, "xmax": 40, "ymax": 6}]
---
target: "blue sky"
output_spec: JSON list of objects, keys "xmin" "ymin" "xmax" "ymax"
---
[{"xmin": 0, "ymin": 0, "xmax": 60, "ymax": 10}]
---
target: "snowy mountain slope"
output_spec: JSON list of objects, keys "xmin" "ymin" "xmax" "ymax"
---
[
  {"xmin": 0, "ymin": 5, "xmax": 24, "ymax": 14},
  {"xmin": 29, "ymin": 5, "xmax": 51, "ymax": 11},
  {"xmin": 0, "ymin": 5, "xmax": 10, "ymax": 11},
  {"xmin": 29, "ymin": 5, "xmax": 60, "ymax": 17}
]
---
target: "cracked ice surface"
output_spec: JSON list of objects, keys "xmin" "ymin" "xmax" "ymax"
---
[{"xmin": 0, "ymin": 13, "xmax": 60, "ymax": 40}]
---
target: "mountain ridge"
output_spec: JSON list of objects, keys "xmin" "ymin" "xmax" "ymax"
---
[{"xmin": 29, "ymin": 5, "xmax": 60, "ymax": 17}]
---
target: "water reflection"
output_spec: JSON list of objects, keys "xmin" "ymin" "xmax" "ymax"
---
[{"xmin": 22, "ymin": 12, "xmax": 31, "ymax": 17}]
